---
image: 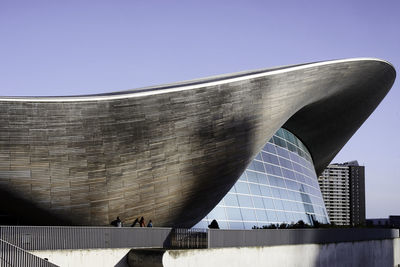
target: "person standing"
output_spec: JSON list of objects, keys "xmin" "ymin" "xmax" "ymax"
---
[
  {"xmin": 139, "ymin": 217, "xmax": 145, "ymax": 227},
  {"xmin": 111, "ymin": 216, "xmax": 123, "ymax": 227},
  {"xmin": 116, "ymin": 216, "xmax": 123, "ymax": 227}
]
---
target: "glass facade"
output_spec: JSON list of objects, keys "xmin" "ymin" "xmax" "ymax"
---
[{"xmin": 195, "ymin": 128, "xmax": 329, "ymax": 229}]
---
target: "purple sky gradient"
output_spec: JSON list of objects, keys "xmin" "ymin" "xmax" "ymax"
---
[{"xmin": 1, "ymin": 0, "xmax": 399, "ymax": 218}]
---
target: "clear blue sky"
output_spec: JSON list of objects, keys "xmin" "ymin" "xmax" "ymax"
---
[{"xmin": 1, "ymin": 0, "xmax": 399, "ymax": 218}]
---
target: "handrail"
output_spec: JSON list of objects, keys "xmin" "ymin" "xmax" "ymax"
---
[
  {"xmin": 164, "ymin": 228, "xmax": 208, "ymax": 249},
  {"xmin": 0, "ymin": 238, "xmax": 59, "ymax": 267},
  {"xmin": 0, "ymin": 226, "xmax": 208, "ymax": 250}
]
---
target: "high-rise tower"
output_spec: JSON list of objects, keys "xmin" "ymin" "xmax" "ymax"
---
[{"xmin": 318, "ymin": 161, "xmax": 365, "ymax": 226}]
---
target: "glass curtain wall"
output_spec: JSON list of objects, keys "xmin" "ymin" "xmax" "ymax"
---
[{"xmin": 195, "ymin": 128, "xmax": 329, "ymax": 229}]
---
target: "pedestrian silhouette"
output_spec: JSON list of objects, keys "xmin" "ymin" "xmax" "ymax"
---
[
  {"xmin": 111, "ymin": 216, "xmax": 122, "ymax": 227},
  {"xmin": 131, "ymin": 218, "xmax": 139, "ymax": 227},
  {"xmin": 139, "ymin": 217, "xmax": 145, "ymax": 227},
  {"xmin": 208, "ymin": 219, "xmax": 219, "ymax": 229}
]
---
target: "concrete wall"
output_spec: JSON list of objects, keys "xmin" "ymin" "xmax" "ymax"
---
[
  {"xmin": 31, "ymin": 248, "xmax": 130, "ymax": 267},
  {"xmin": 29, "ymin": 238, "xmax": 400, "ymax": 267},
  {"xmin": 26, "ymin": 229, "xmax": 400, "ymax": 266},
  {"xmin": 160, "ymin": 238, "xmax": 400, "ymax": 267},
  {"xmin": 208, "ymin": 228, "xmax": 399, "ymax": 248}
]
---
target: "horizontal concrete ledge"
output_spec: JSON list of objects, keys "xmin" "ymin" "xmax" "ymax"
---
[
  {"xmin": 208, "ymin": 228, "xmax": 400, "ymax": 248},
  {"xmin": 130, "ymin": 238, "xmax": 400, "ymax": 267}
]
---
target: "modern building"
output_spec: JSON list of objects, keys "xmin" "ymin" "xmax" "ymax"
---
[
  {"xmin": 196, "ymin": 128, "xmax": 329, "ymax": 229},
  {"xmin": 0, "ymin": 58, "xmax": 395, "ymax": 227},
  {"xmin": 318, "ymin": 161, "xmax": 365, "ymax": 225},
  {"xmin": 318, "ymin": 164, "xmax": 350, "ymax": 225},
  {"xmin": 348, "ymin": 161, "xmax": 366, "ymax": 226}
]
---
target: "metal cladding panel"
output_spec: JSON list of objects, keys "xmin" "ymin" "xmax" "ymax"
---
[{"xmin": 0, "ymin": 58, "xmax": 396, "ymax": 227}]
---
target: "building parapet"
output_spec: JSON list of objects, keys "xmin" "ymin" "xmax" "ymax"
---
[{"xmin": 208, "ymin": 228, "xmax": 399, "ymax": 248}]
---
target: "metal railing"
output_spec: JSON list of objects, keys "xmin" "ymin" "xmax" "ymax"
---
[
  {"xmin": 2, "ymin": 225, "xmax": 397, "ymax": 253},
  {"xmin": 0, "ymin": 226, "xmax": 173, "ymax": 251},
  {"xmin": 167, "ymin": 228, "xmax": 208, "ymax": 249},
  {"xmin": 0, "ymin": 238, "xmax": 59, "ymax": 267}
]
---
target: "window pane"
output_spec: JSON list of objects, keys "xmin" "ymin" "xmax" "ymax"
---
[
  {"xmin": 217, "ymin": 221, "xmax": 229, "ymax": 229},
  {"xmin": 238, "ymin": 195, "xmax": 253, "ymax": 208},
  {"xmin": 282, "ymin": 200, "xmax": 293, "ymax": 211},
  {"xmin": 229, "ymin": 222, "xmax": 244, "ymax": 229},
  {"xmin": 295, "ymin": 172, "xmax": 305, "ymax": 183},
  {"xmin": 287, "ymin": 142, "xmax": 297, "ymax": 153},
  {"xmin": 260, "ymin": 186, "xmax": 272, "ymax": 197},
  {"xmin": 235, "ymin": 182, "xmax": 250, "ymax": 194},
  {"xmin": 224, "ymin": 194, "xmax": 239, "ymax": 206},
  {"xmin": 244, "ymin": 222, "xmax": 256, "ymax": 230},
  {"xmin": 273, "ymin": 136, "xmax": 286, "ymax": 148},
  {"xmin": 268, "ymin": 175, "xmax": 285, "ymax": 188},
  {"xmin": 276, "ymin": 211, "xmax": 287, "ymax": 222},
  {"xmin": 252, "ymin": 197, "xmax": 264, "ymax": 209},
  {"xmin": 305, "ymin": 204, "xmax": 314, "ymax": 213},
  {"xmin": 267, "ymin": 210, "xmax": 278, "ymax": 222},
  {"xmin": 271, "ymin": 165, "xmax": 282, "ymax": 176},
  {"xmin": 264, "ymin": 163, "xmax": 274, "ymax": 174},
  {"xmin": 246, "ymin": 171, "xmax": 258, "ymax": 183},
  {"xmin": 241, "ymin": 208, "xmax": 256, "ymax": 221},
  {"xmin": 249, "ymin": 184, "xmax": 262, "ymax": 195},
  {"xmin": 301, "ymin": 193, "xmax": 312, "ymax": 204},
  {"xmin": 263, "ymin": 198, "xmax": 275, "ymax": 209},
  {"xmin": 279, "ymin": 157, "xmax": 293, "ymax": 170},
  {"xmin": 293, "ymin": 163, "xmax": 303, "ymax": 173},
  {"xmin": 290, "ymin": 152, "xmax": 301, "ymax": 164},
  {"xmin": 272, "ymin": 188, "xmax": 281, "ymax": 198},
  {"xmin": 264, "ymin": 143, "xmax": 276, "ymax": 154},
  {"xmin": 286, "ymin": 212, "xmax": 295, "ymax": 223},
  {"xmin": 256, "ymin": 209, "xmax": 268, "ymax": 221},
  {"xmin": 226, "ymin": 208, "xmax": 242, "ymax": 220},
  {"xmin": 207, "ymin": 207, "xmax": 227, "ymax": 220},
  {"xmin": 256, "ymin": 173, "xmax": 268, "ymax": 185},
  {"xmin": 262, "ymin": 152, "xmax": 279, "ymax": 165},
  {"xmin": 276, "ymin": 146, "xmax": 290, "ymax": 158},
  {"xmin": 287, "ymin": 190, "xmax": 297, "ymax": 201},
  {"xmin": 297, "ymin": 202, "xmax": 306, "ymax": 212},
  {"xmin": 294, "ymin": 192, "xmax": 303, "ymax": 202},
  {"xmin": 276, "ymin": 128, "xmax": 285, "ymax": 138},
  {"xmin": 279, "ymin": 188, "xmax": 289, "ymax": 199},
  {"xmin": 292, "ymin": 213, "xmax": 303, "ymax": 223},
  {"xmin": 254, "ymin": 161, "xmax": 265, "ymax": 172},
  {"xmin": 273, "ymin": 199, "xmax": 284, "ymax": 210},
  {"xmin": 286, "ymin": 179, "xmax": 298, "ymax": 191},
  {"xmin": 282, "ymin": 168, "xmax": 295, "ymax": 180}
]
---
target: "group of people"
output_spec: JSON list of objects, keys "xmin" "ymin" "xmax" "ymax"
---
[
  {"xmin": 112, "ymin": 216, "xmax": 219, "ymax": 229},
  {"xmin": 110, "ymin": 216, "xmax": 153, "ymax": 227}
]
